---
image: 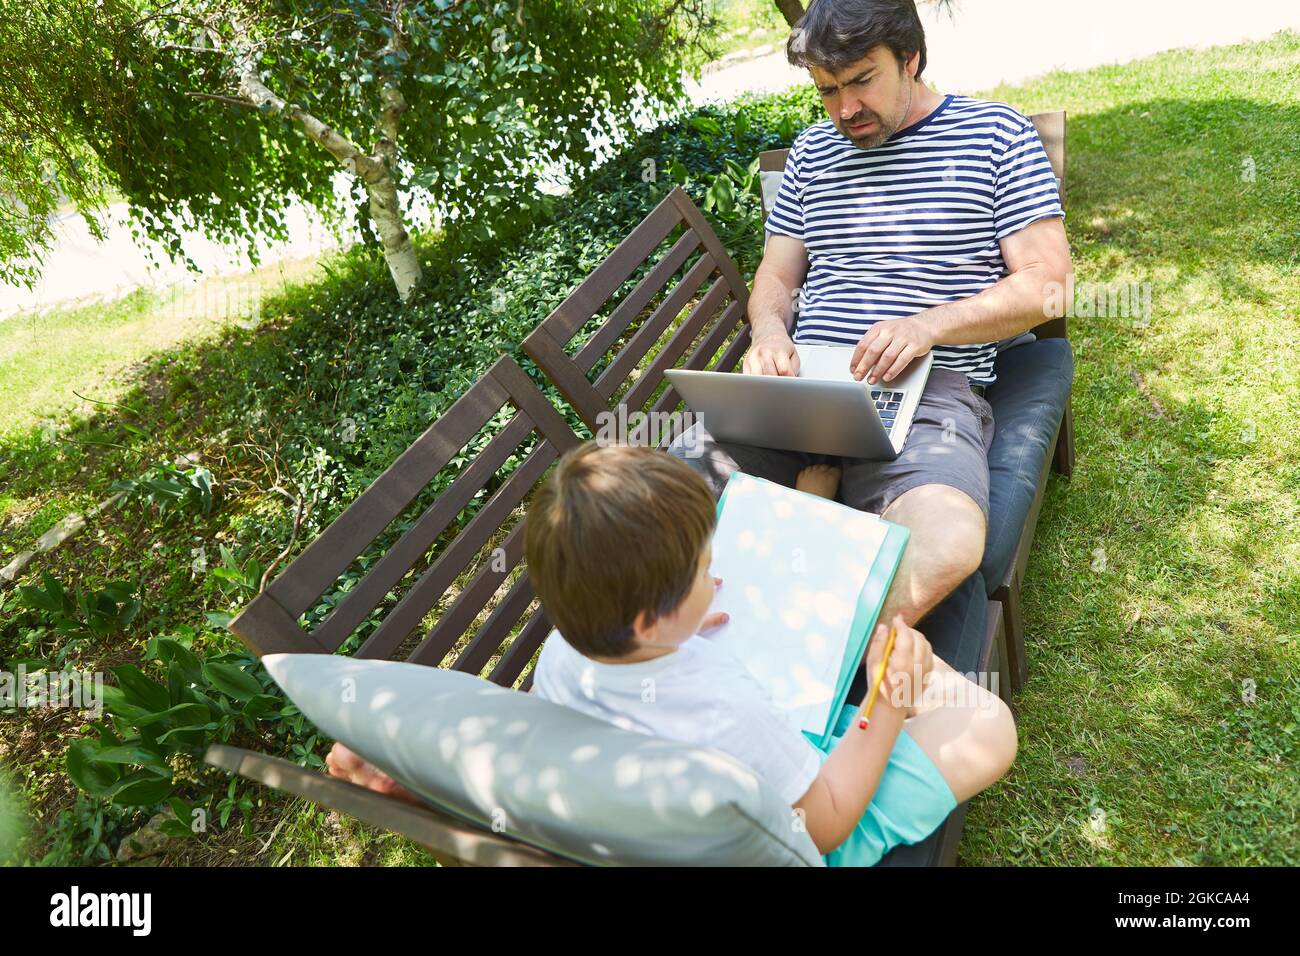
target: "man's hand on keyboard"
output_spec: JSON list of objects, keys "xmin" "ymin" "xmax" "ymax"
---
[{"xmin": 851, "ymin": 315, "xmax": 935, "ymax": 385}]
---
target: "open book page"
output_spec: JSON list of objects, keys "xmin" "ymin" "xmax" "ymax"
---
[{"xmin": 705, "ymin": 472, "xmax": 890, "ymax": 738}]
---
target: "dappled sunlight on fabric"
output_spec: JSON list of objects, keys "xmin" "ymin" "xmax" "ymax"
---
[
  {"xmin": 262, "ymin": 652, "xmax": 826, "ymax": 864},
  {"xmin": 918, "ymin": 444, "xmax": 959, "ymax": 458},
  {"xmin": 710, "ymin": 473, "xmax": 890, "ymax": 735}
]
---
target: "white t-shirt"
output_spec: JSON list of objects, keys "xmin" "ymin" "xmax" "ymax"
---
[{"xmin": 531, "ymin": 629, "xmax": 824, "ymax": 806}]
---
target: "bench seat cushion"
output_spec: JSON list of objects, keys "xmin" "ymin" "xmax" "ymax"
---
[
  {"xmin": 981, "ymin": 337, "xmax": 1074, "ymax": 594},
  {"xmin": 263, "ymin": 653, "xmax": 825, "ymax": 866}
]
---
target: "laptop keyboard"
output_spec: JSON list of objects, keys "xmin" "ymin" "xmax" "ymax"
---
[{"xmin": 870, "ymin": 389, "xmax": 905, "ymax": 432}]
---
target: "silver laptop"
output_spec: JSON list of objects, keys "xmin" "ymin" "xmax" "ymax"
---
[{"xmin": 665, "ymin": 345, "xmax": 933, "ymax": 460}]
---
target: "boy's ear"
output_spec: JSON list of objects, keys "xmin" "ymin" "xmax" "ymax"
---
[{"xmin": 629, "ymin": 609, "xmax": 657, "ymax": 645}]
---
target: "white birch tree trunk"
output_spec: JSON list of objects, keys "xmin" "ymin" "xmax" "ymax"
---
[
  {"xmin": 366, "ymin": 83, "xmax": 421, "ymax": 300},
  {"xmin": 231, "ymin": 48, "xmax": 423, "ymax": 301},
  {"xmin": 362, "ymin": 172, "xmax": 421, "ymax": 300}
]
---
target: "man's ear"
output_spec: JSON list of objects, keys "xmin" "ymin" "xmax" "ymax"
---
[{"xmin": 904, "ymin": 48, "xmax": 919, "ymax": 79}]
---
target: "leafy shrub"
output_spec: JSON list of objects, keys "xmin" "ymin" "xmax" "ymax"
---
[
  {"xmin": 211, "ymin": 544, "xmax": 266, "ymax": 597},
  {"xmin": 15, "ymin": 573, "xmax": 141, "ymax": 662},
  {"xmin": 38, "ymin": 793, "xmax": 143, "ymax": 866},
  {"xmin": 110, "ymin": 462, "xmax": 215, "ymax": 517},
  {"xmin": 64, "ymin": 636, "xmax": 318, "ymax": 821},
  {"xmin": 0, "ymin": 775, "xmax": 23, "ymax": 864}
]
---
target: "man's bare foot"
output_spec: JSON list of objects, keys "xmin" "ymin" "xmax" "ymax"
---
[{"xmin": 795, "ymin": 463, "xmax": 841, "ymax": 500}]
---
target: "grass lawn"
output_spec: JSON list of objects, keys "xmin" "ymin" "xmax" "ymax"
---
[
  {"xmin": 960, "ymin": 32, "xmax": 1299, "ymax": 864},
  {"xmin": 0, "ymin": 256, "xmax": 324, "ymax": 441},
  {"xmin": 1, "ymin": 31, "xmax": 1297, "ymax": 866}
]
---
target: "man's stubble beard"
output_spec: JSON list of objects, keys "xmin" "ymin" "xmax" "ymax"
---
[{"xmin": 846, "ymin": 77, "xmax": 915, "ymax": 150}]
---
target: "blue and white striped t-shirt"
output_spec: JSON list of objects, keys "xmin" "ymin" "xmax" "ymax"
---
[{"xmin": 764, "ymin": 93, "xmax": 1065, "ymax": 384}]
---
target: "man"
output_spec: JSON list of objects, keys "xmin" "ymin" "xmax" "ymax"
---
[{"xmin": 669, "ymin": 0, "xmax": 1072, "ymax": 628}]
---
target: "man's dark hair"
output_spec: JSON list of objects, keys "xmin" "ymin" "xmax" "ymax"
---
[{"xmin": 787, "ymin": 0, "xmax": 927, "ymax": 80}]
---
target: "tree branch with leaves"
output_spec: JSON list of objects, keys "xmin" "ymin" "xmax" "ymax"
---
[{"xmin": 4, "ymin": 0, "xmax": 715, "ymax": 300}]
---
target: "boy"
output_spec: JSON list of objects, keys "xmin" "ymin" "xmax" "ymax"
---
[{"xmin": 330, "ymin": 442, "xmax": 1016, "ymax": 864}]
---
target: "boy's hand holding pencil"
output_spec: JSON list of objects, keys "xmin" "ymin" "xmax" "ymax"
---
[{"xmin": 860, "ymin": 614, "xmax": 934, "ymax": 727}]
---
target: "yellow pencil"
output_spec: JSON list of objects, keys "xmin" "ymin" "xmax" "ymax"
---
[{"xmin": 858, "ymin": 625, "xmax": 897, "ymax": 730}]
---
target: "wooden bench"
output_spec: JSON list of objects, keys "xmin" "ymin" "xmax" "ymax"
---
[
  {"xmin": 210, "ymin": 113, "xmax": 1074, "ymax": 866},
  {"xmin": 213, "ymin": 354, "xmax": 592, "ymax": 865}
]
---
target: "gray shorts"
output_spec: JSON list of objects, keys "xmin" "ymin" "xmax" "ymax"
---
[{"xmin": 667, "ymin": 368, "xmax": 995, "ymax": 519}]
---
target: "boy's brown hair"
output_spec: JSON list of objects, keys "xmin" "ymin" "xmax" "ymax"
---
[{"xmin": 524, "ymin": 441, "xmax": 716, "ymax": 659}]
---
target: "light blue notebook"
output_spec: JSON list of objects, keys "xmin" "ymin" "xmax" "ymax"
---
[{"xmin": 710, "ymin": 472, "xmax": 909, "ymax": 750}]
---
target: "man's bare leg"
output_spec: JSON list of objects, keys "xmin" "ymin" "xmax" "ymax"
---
[{"xmin": 876, "ymin": 483, "xmax": 986, "ymax": 628}]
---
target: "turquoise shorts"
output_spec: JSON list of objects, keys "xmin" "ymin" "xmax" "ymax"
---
[{"xmin": 812, "ymin": 701, "xmax": 958, "ymax": 867}]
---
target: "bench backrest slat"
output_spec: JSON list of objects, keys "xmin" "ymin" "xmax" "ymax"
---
[
  {"xmin": 401, "ymin": 517, "xmax": 530, "ymax": 667},
  {"xmin": 591, "ymin": 252, "xmax": 717, "ymax": 401},
  {"xmin": 354, "ymin": 440, "xmax": 556, "ymax": 663},
  {"xmin": 544, "ymin": 196, "xmax": 686, "ymax": 342},
  {"xmin": 649, "ymin": 298, "xmax": 750, "ymax": 419},
  {"xmin": 229, "ymin": 356, "xmax": 581, "ymax": 690},
  {"xmin": 573, "ymin": 229, "xmax": 702, "ymax": 374},
  {"xmin": 522, "ymin": 185, "xmax": 751, "ymax": 436},
  {"xmin": 621, "ymin": 276, "xmax": 733, "ymax": 413},
  {"xmin": 448, "ymin": 572, "xmax": 539, "ymax": 675},
  {"xmin": 492, "ymin": 610, "xmax": 553, "ymax": 690},
  {"xmin": 263, "ymin": 374, "xmax": 510, "ymax": 618},
  {"xmin": 310, "ymin": 411, "xmax": 537, "ymax": 653}
]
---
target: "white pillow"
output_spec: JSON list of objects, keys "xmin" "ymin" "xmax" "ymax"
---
[
  {"xmin": 263, "ymin": 654, "xmax": 824, "ymax": 866},
  {"xmin": 760, "ymin": 168, "xmax": 784, "ymax": 222}
]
